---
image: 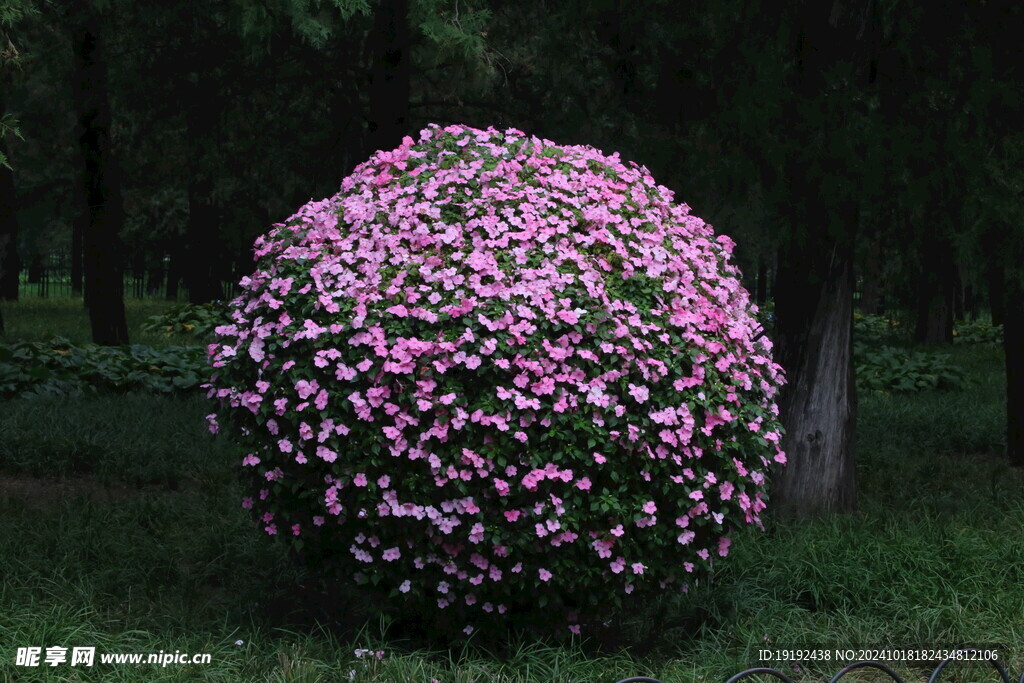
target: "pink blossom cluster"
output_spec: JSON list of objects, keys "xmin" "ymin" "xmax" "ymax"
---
[{"xmin": 207, "ymin": 123, "xmax": 785, "ymax": 633}]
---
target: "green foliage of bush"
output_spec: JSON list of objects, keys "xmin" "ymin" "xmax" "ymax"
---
[
  {"xmin": 853, "ymin": 313, "xmax": 904, "ymax": 344},
  {"xmin": 0, "ymin": 338, "xmax": 207, "ymax": 398},
  {"xmin": 954, "ymin": 320, "xmax": 1003, "ymax": 344},
  {"xmin": 854, "ymin": 345, "xmax": 965, "ymax": 393},
  {"xmin": 141, "ymin": 302, "xmax": 228, "ymax": 338}
]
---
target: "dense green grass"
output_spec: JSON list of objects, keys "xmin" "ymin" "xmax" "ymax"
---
[
  {"xmin": 1, "ymin": 303, "xmax": 1020, "ymax": 681},
  {"xmin": 0, "ymin": 296, "xmax": 198, "ymax": 347}
]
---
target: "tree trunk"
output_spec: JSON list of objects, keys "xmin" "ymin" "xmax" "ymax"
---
[
  {"xmin": 0, "ymin": 90, "xmax": 19, "ymax": 302},
  {"xmin": 770, "ymin": 0, "xmax": 876, "ymax": 517},
  {"xmin": 964, "ymin": 283, "xmax": 978, "ymax": 322},
  {"xmin": 859, "ymin": 239, "xmax": 882, "ymax": 315},
  {"xmin": 71, "ymin": 213, "xmax": 83, "ymax": 296},
  {"xmin": 182, "ymin": 78, "xmax": 225, "ymax": 305},
  {"xmin": 914, "ymin": 234, "xmax": 955, "ymax": 344},
  {"xmin": 166, "ymin": 246, "xmax": 182, "ymax": 301},
  {"xmin": 1007, "ymin": 274, "xmax": 1024, "ymax": 466},
  {"xmin": 184, "ymin": 181, "xmax": 223, "ymax": 304},
  {"xmin": 26, "ymin": 254, "xmax": 43, "ymax": 285},
  {"xmin": 146, "ymin": 258, "xmax": 165, "ymax": 296},
  {"xmin": 366, "ymin": 0, "xmax": 410, "ymax": 157},
  {"xmin": 71, "ymin": 10, "xmax": 129, "ymax": 345},
  {"xmin": 755, "ymin": 256, "xmax": 768, "ymax": 306},
  {"xmin": 773, "ymin": 238, "xmax": 858, "ymax": 516},
  {"xmin": 987, "ymin": 261, "xmax": 1005, "ymax": 326},
  {"xmin": 0, "ymin": 140, "xmax": 19, "ymax": 302}
]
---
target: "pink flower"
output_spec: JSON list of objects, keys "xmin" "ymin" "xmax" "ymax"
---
[
  {"xmin": 627, "ymin": 383, "xmax": 649, "ymax": 403},
  {"xmin": 642, "ymin": 500, "xmax": 657, "ymax": 514},
  {"xmin": 538, "ymin": 568, "xmax": 552, "ymax": 582},
  {"xmin": 592, "ymin": 452, "xmax": 607, "ymax": 464},
  {"xmin": 353, "ymin": 473, "xmax": 368, "ymax": 487}
]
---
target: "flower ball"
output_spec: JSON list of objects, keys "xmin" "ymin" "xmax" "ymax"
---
[{"xmin": 207, "ymin": 124, "xmax": 785, "ymax": 633}]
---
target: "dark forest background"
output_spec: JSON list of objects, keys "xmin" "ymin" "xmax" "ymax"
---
[{"xmin": 1, "ymin": 0, "xmax": 1022, "ymax": 519}]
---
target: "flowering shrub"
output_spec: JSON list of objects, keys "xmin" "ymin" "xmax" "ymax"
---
[{"xmin": 207, "ymin": 124, "xmax": 785, "ymax": 635}]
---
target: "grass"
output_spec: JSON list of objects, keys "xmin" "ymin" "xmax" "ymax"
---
[
  {"xmin": 0, "ymin": 295, "xmax": 198, "ymax": 347},
  {"xmin": 1, "ymin": 302, "xmax": 1021, "ymax": 681}
]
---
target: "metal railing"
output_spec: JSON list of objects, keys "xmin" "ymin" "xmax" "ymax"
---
[{"xmin": 16, "ymin": 251, "xmax": 238, "ymax": 300}]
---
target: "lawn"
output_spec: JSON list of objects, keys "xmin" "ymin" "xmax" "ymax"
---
[{"xmin": 1, "ymin": 297, "xmax": 1021, "ymax": 682}]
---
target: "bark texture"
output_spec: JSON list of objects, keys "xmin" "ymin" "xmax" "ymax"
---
[{"xmin": 773, "ymin": 241, "xmax": 858, "ymax": 516}]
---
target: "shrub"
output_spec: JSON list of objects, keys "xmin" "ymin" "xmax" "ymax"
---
[
  {"xmin": 853, "ymin": 313, "xmax": 904, "ymax": 345},
  {"xmin": 207, "ymin": 124, "xmax": 785, "ymax": 636},
  {"xmin": 141, "ymin": 302, "xmax": 228, "ymax": 339},
  {"xmin": 854, "ymin": 345, "xmax": 965, "ymax": 392}
]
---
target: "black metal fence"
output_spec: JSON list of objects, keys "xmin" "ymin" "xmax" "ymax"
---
[
  {"xmin": 615, "ymin": 650, "xmax": 1024, "ymax": 683},
  {"xmin": 16, "ymin": 251, "xmax": 237, "ymax": 300}
]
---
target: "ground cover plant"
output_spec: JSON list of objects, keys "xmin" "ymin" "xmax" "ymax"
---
[
  {"xmin": 207, "ymin": 124, "xmax": 786, "ymax": 637},
  {"xmin": 0, "ymin": 338, "xmax": 207, "ymax": 398},
  {"xmin": 953, "ymin": 319, "xmax": 1003, "ymax": 345},
  {"xmin": 853, "ymin": 344, "xmax": 966, "ymax": 393},
  {"xmin": 0, "ymin": 303, "xmax": 1021, "ymax": 681}
]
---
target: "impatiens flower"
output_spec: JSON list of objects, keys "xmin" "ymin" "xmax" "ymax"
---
[
  {"xmin": 627, "ymin": 384, "xmax": 650, "ymax": 403},
  {"xmin": 211, "ymin": 123, "xmax": 785, "ymax": 637}
]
